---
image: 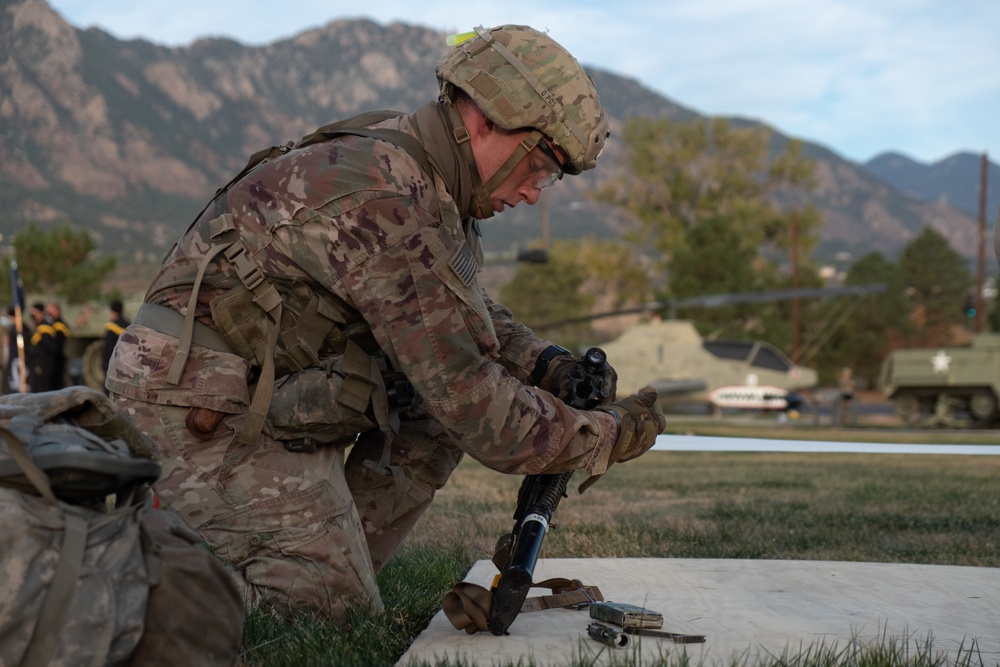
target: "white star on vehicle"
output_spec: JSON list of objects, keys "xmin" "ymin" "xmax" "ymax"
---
[{"xmin": 931, "ymin": 350, "xmax": 951, "ymax": 373}]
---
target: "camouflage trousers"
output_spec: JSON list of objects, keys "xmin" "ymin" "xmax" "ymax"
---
[{"xmin": 112, "ymin": 396, "xmax": 463, "ymax": 625}]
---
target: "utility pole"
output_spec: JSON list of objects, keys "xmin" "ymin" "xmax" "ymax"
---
[
  {"xmin": 790, "ymin": 208, "xmax": 800, "ymax": 362},
  {"xmin": 976, "ymin": 152, "xmax": 988, "ymax": 333}
]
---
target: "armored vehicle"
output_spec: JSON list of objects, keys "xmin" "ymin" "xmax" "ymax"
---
[
  {"xmin": 879, "ymin": 333, "xmax": 1000, "ymax": 428},
  {"xmin": 60, "ymin": 301, "xmax": 120, "ymax": 390}
]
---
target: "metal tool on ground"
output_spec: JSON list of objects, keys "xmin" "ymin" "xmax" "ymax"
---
[
  {"xmin": 590, "ymin": 601, "xmax": 706, "ymax": 644},
  {"xmin": 587, "ymin": 622, "xmax": 630, "ymax": 649}
]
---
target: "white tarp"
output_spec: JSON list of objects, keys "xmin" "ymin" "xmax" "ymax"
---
[{"xmin": 399, "ymin": 558, "xmax": 1000, "ymax": 666}]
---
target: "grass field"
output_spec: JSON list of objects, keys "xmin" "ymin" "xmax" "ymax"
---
[{"xmin": 239, "ymin": 427, "xmax": 1000, "ymax": 667}]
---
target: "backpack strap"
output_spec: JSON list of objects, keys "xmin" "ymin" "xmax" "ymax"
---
[
  {"xmin": 0, "ymin": 418, "xmax": 58, "ymax": 504},
  {"xmin": 295, "ymin": 110, "xmax": 434, "ymax": 177},
  {"xmin": 21, "ymin": 508, "xmax": 91, "ymax": 667}
]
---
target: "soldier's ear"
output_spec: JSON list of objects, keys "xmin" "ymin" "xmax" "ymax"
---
[{"xmin": 468, "ymin": 105, "xmax": 495, "ymax": 139}]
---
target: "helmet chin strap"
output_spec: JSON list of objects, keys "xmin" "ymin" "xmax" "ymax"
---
[
  {"xmin": 442, "ymin": 100, "xmax": 495, "ymax": 220},
  {"xmin": 443, "ymin": 97, "xmax": 546, "ymax": 219},
  {"xmin": 481, "ymin": 130, "xmax": 543, "ymax": 194}
]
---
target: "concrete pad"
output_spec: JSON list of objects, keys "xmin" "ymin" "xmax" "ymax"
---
[{"xmin": 398, "ymin": 558, "xmax": 1000, "ymax": 666}]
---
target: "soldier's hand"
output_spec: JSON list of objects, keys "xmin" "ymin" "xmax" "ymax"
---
[
  {"xmin": 540, "ymin": 353, "xmax": 575, "ymax": 394},
  {"xmin": 542, "ymin": 353, "xmax": 618, "ymax": 406},
  {"xmin": 602, "ymin": 386, "xmax": 665, "ymax": 463},
  {"xmin": 578, "ymin": 386, "xmax": 665, "ymax": 494}
]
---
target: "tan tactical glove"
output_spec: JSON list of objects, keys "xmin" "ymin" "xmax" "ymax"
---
[
  {"xmin": 542, "ymin": 350, "xmax": 618, "ymax": 407},
  {"xmin": 539, "ymin": 353, "xmax": 574, "ymax": 393},
  {"xmin": 601, "ymin": 386, "xmax": 666, "ymax": 463},
  {"xmin": 579, "ymin": 386, "xmax": 665, "ymax": 493}
]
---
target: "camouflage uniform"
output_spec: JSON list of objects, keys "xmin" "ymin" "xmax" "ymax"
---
[{"xmin": 107, "ymin": 106, "xmax": 620, "ymax": 621}]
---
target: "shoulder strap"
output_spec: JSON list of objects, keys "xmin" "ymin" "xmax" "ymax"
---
[
  {"xmin": 182, "ymin": 110, "xmax": 433, "ymax": 238},
  {"xmin": 295, "ymin": 110, "xmax": 435, "ymax": 177},
  {"xmin": 21, "ymin": 508, "xmax": 91, "ymax": 667},
  {"xmin": 0, "ymin": 418, "xmax": 58, "ymax": 504}
]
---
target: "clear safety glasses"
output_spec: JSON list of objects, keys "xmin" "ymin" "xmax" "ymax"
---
[{"xmin": 531, "ymin": 140, "xmax": 566, "ymax": 190}]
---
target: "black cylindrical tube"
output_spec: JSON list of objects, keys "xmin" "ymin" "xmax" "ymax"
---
[
  {"xmin": 487, "ymin": 510, "xmax": 549, "ymax": 635},
  {"xmin": 588, "ymin": 622, "xmax": 630, "ymax": 648}
]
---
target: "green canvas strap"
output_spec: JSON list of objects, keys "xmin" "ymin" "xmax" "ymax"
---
[
  {"xmin": 132, "ymin": 303, "xmax": 234, "ymax": 355},
  {"xmin": 214, "ymin": 229, "xmax": 286, "ymax": 446},
  {"xmin": 0, "ymin": 423, "xmax": 58, "ymax": 504},
  {"xmin": 295, "ymin": 110, "xmax": 435, "ymax": 178},
  {"xmin": 167, "ymin": 233, "xmax": 238, "ymax": 385},
  {"xmin": 21, "ymin": 508, "xmax": 91, "ymax": 667}
]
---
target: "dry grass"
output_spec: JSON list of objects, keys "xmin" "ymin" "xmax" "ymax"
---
[{"xmin": 406, "ymin": 450, "xmax": 1000, "ymax": 567}]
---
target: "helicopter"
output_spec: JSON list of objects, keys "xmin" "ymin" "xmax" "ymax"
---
[
  {"xmin": 535, "ymin": 284, "xmax": 885, "ymax": 414},
  {"xmin": 600, "ymin": 318, "xmax": 817, "ymax": 413}
]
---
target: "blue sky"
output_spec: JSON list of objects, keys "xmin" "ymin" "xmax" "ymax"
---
[{"xmin": 47, "ymin": 0, "xmax": 999, "ymax": 166}]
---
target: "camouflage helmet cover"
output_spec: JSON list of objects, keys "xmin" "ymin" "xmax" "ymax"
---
[{"xmin": 436, "ymin": 25, "xmax": 610, "ymax": 175}]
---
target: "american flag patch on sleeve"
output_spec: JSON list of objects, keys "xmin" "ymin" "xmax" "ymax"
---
[{"xmin": 449, "ymin": 243, "xmax": 478, "ymax": 286}]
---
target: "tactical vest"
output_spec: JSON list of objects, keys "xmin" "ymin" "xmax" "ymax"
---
[{"xmin": 153, "ymin": 112, "xmax": 435, "ymax": 452}]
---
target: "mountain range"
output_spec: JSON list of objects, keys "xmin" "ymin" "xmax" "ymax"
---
[{"xmin": 1, "ymin": 0, "xmax": 997, "ymax": 270}]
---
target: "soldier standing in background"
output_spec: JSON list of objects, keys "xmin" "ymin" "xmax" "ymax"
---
[
  {"xmin": 27, "ymin": 302, "xmax": 59, "ymax": 392},
  {"xmin": 106, "ymin": 25, "xmax": 665, "ymax": 624},
  {"xmin": 45, "ymin": 302, "xmax": 69, "ymax": 389}
]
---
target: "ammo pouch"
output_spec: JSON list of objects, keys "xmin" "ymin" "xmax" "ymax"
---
[
  {"xmin": 264, "ymin": 361, "xmax": 378, "ymax": 452},
  {"xmin": 263, "ymin": 336, "xmax": 415, "ymax": 453}
]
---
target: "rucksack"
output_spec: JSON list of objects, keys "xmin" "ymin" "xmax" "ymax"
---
[{"xmin": 0, "ymin": 387, "xmax": 244, "ymax": 666}]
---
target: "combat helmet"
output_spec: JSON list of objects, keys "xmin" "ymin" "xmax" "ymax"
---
[
  {"xmin": 436, "ymin": 25, "xmax": 610, "ymax": 217},
  {"xmin": 437, "ymin": 25, "xmax": 609, "ymax": 175}
]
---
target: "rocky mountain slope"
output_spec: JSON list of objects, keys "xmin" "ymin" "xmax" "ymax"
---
[
  {"xmin": 1, "ymin": 0, "xmax": 992, "ymax": 266},
  {"xmin": 864, "ymin": 151, "xmax": 998, "ymax": 223}
]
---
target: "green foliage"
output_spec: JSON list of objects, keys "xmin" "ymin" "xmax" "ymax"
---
[
  {"xmin": 606, "ymin": 119, "xmax": 973, "ymax": 375},
  {"xmin": 0, "ymin": 223, "xmax": 116, "ymax": 304},
  {"xmin": 898, "ymin": 227, "xmax": 971, "ymax": 345},
  {"xmin": 499, "ymin": 241, "xmax": 598, "ymax": 349},
  {"xmin": 806, "ymin": 252, "xmax": 913, "ymax": 385},
  {"xmin": 669, "ymin": 214, "xmax": 810, "ymax": 341},
  {"xmin": 670, "ymin": 215, "xmax": 759, "ymax": 298},
  {"xmin": 804, "ymin": 230, "xmax": 974, "ymax": 385},
  {"xmin": 588, "ymin": 116, "xmax": 823, "ymax": 358},
  {"xmin": 573, "ymin": 238, "xmax": 654, "ymax": 308},
  {"xmin": 594, "ymin": 117, "xmax": 820, "ymax": 279},
  {"xmin": 988, "ymin": 297, "xmax": 1000, "ymax": 332}
]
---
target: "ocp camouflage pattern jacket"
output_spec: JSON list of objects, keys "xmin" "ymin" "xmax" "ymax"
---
[{"xmin": 106, "ymin": 109, "xmax": 618, "ymax": 477}]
